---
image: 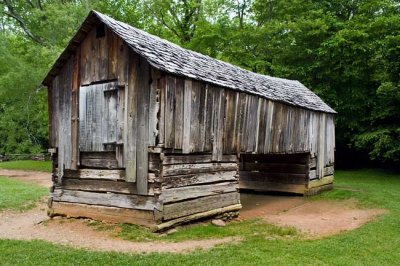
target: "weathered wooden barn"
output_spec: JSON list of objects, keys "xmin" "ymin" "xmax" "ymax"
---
[{"xmin": 42, "ymin": 11, "xmax": 336, "ymax": 230}]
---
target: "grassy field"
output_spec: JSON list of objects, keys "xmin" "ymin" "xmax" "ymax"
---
[
  {"xmin": 0, "ymin": 176, "xmax": 48, "ymax": 211},
  {"xmin": 0, "ymin": 160, "xmax": 52, "ymax": 172},
  {"xmin": 1, "ymin": 168, "xmax": 400, "ymax": 265}
]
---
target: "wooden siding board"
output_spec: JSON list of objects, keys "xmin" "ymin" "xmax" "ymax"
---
[
  {"xmin": 136, "ymin": 57, "xmax": 150, "ymax": 194},
  {"xmin": 174, "ymin": 78, "xmax": 184, "ymax": 149},
  {"xmin": 125, "ymin": 52, "xmax": 139, "ymax": 182},
  {"xmin": 165, "ymin": 76, "xmax": 176, "ymax": 149},
  {"xmin": 182, "ymin": 79, "xmax": 192, "ymax": 153}
]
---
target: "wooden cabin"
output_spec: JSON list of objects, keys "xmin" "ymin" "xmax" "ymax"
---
[{"xmin": 42, "ymin": 11, "xmax": 336, "ymax": 230}]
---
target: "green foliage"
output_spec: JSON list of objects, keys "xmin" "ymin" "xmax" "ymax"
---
[
  {"xmin": 0, "ymin": 176, "xmax": 47, "ymax": 211},
  {"xmin": 0, "ymin": 0, "xmax": 399, "ymax": 162},
  {"xmin": 0, "ymin": 160, "xmax": 52, "ymax": 172}
]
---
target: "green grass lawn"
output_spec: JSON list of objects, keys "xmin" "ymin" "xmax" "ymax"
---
[
  {"xmin": 0, "ymin": 160, "xmax": 52, "ymax": 172},
  {"xmin": 0, "ymin": 176, "xmax": 48, "ymax": 211},
  {"xmin": 1, "ymin": 169, "xmax": 400, "ymax": 265}
]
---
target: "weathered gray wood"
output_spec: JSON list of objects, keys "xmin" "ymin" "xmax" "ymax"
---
[
  {"xmin": 162, "ymin": 154, "xmax": 237, "ymax": 165},
  {"xmin": 136, "ymin": 57, "xmax": 150, "ymax": 194},
  {"xmin": 158, "ymin": 75, "xmax": 166, "ymax": 146},
  {"xmin": 71, "ymin": 46, "xmax": 80, "ymax": 170},
  {"xmin": 243, "ymin": 162, "xmax": 308, "ymax": 173},
  {"xmin": 174, "ymin": 78, "xmax": 184, "ymax": 149},
  {"xmin": 155, "ymin": 204, "xmax": 242, "ymax": 231},
  {"xmin": 57, "ymin": 57, "xmax": 73, "ymax": 182},
  {"xmin": 324, "ymin": 166, "xmax": 334, "ymax": 176},
  {"xmin": 182, "ymin": 79, "xmax": 192, "ymax": 153},
  {"xmin": 117, "ymin": 37, "xmax": 129, "ymax": 85},
  {"xmin": 241, "ymin": 153, "xmax": 310, "ymax": 164},
  {"xmin": 52, "ymin": 188, "xmax": 158, "ymax": 211},
  {"xmin": 165, "ymin": 76, "xmax": 175, "ymax": 148},
  {"xmin": 239, "ymin": 171, "xmax": 307, "ymax": 185},
  {"xmin": 50, "ymin": 202, "xmax": 156, "ymax": 227},
  {"xmin": 62, "ymin": 178, "xmax": 155, "ymax": 195},
  {"xmin": 309, "ymin": 169, "xmax": 317, "ymax": 180},
  {"xmin": 148, "ymin": 67, "xmax": 160, "ymax": 147},
  {"xmin": 79, "ymin": 82, "xmax": 118, "ymax": 153},
  {"xmin": 161, "ymin": 171, "xmax": 238, "ymax": 189},
  {"xmin": 125, "ymin": 52, "xmax": 139, "ymax": 182},
  {"xmin": 116, "ymin": 84, "xmax": 126, "ymax": 167},
  {"xmin": 80, "ymin": 152, "xmax": 119, "ymax": 169},
  {"xmin": 160, "ymin": 181, "xmax": 238, "ymax": 203},
  {"xmin": 162, "ymin": 192, "xmax": 240, "ymax": 220},
  {"xmin": 64, "ymin": 169, "xmax": 125, "ymax": 180},
  {"xmin": 162, "ymin": 162, "xmax": 237, "ymax": 176}
]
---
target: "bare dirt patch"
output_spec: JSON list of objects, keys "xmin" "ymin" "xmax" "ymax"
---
[
  {"xmin": 0, "ymin": 203, "xmax": 238, "ymax": 253},
  {"xmin": 0, "ymin": 169, "xmax": 52, "ymax": 187},
  {"xmin": 0, "ymin": 170, "xmax": 238, "ymax": 253},
  {"xmin": 240, "ymin": 193, "xmax": 386, "ymax": 238}
]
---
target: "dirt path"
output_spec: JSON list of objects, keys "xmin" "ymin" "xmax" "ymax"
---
[
  {"xmin": 0, "ymin": 203, "xmax": 237, "ymax": 253},
  {"xmin": 0, "ymin": 169, "xmax": 386, "ymax": 251},
  {"xmin": 0, "ymin": 169, "xmax": 52, "ymax": 187},
  {"xmin": 240, "ymin": 193, "xmax": 386, "ymax": 238},
  {"xmin": 0, "ymin": 169, "xmax": 238, "ymax": 253}
]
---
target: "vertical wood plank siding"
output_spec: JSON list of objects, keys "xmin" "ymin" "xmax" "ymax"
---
[{"xmin": 161, "ymin": 74, "xmax": 335, "ymax": 172}]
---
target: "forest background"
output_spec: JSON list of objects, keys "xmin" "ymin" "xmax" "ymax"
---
[{"xmin": 0, "ymin": 0, "xmax": 399, "ymax": 167}]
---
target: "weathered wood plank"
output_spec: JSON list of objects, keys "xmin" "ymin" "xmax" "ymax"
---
[
  {"xmin": 323, "ymin": 166, "xmax": 334, "ymax": 177},
  {"xmin": 158, "ymin": 75, "xmax": 166, "ymax": 146},
  {"xmin": 160, "ymin": 181, "xmax": 238, "ymax": 203},
  {"xmin": 162, "ymin": 154, "xmax": 237, "ymax": 165},
  {"xmin": 71, "ymin": 46, "xmax": 80, "ymax": 170},
  {"xmin": 174, "ymin": 78, "xmax": 184, "ymax": 149},
  {"xmin": 50, "ymin": 202, "xmax": 156, "ymax": 227},
  {"xmin": 241, "ymin": 153, "xmax": 309, "ymax": 164},
  {"xmin": 52, "ymin": 189, "xmax": 158, "ymax": 211},
  {"xmin": 64, "ymin": 169, "xmax": 125, "ymax": 180},
  {"xmin": 308, "ymin": 175, "xmax": 334, "ymax": 189},
  {"xmin": 165, "ymin": 76, "xmax": 175, "ymax": 148},
  {"xmin": 161, "ymin": 171, "xmax": 238, "ymax": 189},
  {"xmin": 155, "ymin": 204, "xmax": 242, "ymax": 231},
  {"xmin": 243, "ymin": 162, "xmax": 308, "ymax": 173},
  {"xmin": 148, "ymin": 67, "xmax": 160, "ymax": 147},
  {"xmin": 62, "ymin": 178, "xmax": 155, "ymax": 195},
  {"xmin": 182, "ymin": 79, "xmax": 192, "ymax": 153},
  {"xmin": 162, "ymin": 162, "xmax": 237, "ymax": 176},
  {"xmin": 136, "ymin": 57, "xmax": 150, "ymax": 194},
  {"xmin": 309, "ymin": 169, "xmax": 317, "ymax": 180},
  {"xmin": 125, "ymin": 52, "xmax": 139, "ymax": 182},
  {"xmin": 80, "ymin": 153, "xmax": 119, "ymax": 169},
  {"xmin": 239, "ymin": 171, "xmax": 307, "ymax": 185},
  {"xmin": 163, "ymin": 192, "xmax": 240, "ymax": 220}
]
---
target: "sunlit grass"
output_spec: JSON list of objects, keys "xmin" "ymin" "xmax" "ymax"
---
[{"xmin": 0, "ymin": 160, "xmax": 52, "ymax": 172}]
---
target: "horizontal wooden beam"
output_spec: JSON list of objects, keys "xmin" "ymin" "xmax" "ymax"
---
[
  {"xmin": 154, "ymin": 204, "xmax": 242, "ymax": 232},
  {"xmin": 242, "ymin": 162, "xmax": 308, "ymax": 173},
  {"xmin": 308, "ymin": 175, "xmax": 334, "ymax": 189},
  {"xmin": 52, "ymin": 189, "xmax": 159, "ymax": 211},
  {"xmin": 160, "ymin": 181, "xmax": 238, "ymax": 203},
  {"xmin": 163, "ymin": 192, "xmax": 240, "ymax": 220},
  {"xmin": 49, "ymin": 202, "xmax": 157, "ymax": 227},
  {"xmin": 62, "ymin": 178, "xmax": 157, "ymax": 195},
  {"xmin": 64, "ymin": 169, "xmax": 125, "ymax": 181},
  {"xmin": 161, "ymin": 171, "xmax": 238, "ymax": 189},
  {"xmin": 162, "ymin": 162, "xmax": 237, "ymax": 176},
  {"xmin": 162, "ymin": 154, "xmax": 237, "ymax": 165}
]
